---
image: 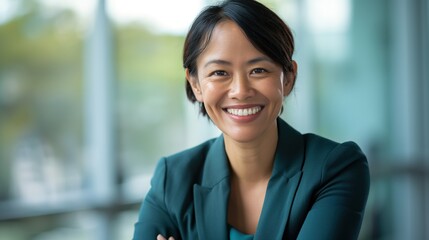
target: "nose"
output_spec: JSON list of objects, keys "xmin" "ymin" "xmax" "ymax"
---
[{"xmin": 228, "ymin": 73, "xmax": 255, "ymax": 100}]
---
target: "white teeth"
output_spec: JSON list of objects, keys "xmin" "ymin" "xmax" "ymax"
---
[{"xmin": 226, "ymin": 106, "xmax": 262, "ymax": 116}]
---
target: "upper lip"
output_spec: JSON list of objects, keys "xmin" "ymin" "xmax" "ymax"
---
[{"xmin": 222, "ymin": 104, "xmax": 264, "ymax": 110}]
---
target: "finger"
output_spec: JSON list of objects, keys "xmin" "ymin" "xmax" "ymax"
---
[
  {"xmin": 156, "ymin": 234, "xmax": 167, "ymax": 240},
  {"xmin": 168, "ymin": 237, "xmax": 175, "ymax": 240}
]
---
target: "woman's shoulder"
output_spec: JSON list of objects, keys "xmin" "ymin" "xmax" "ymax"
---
[
  {"xmin": 301, "ymin": 133, "xmax": 369, "ymax": 183},
  {"xmin": 163, "ymin": 136, "xmax": 219, "ymax": 168},
  {"xmin": 278, "ymin": 118, "xmax": 365, "ymax": 162},
  {"xmin": 146, "ymin": 137, "xmax": 221, "ymax": 209},
  {"xmin": 151, "ymin": 136, "xmax": 221, "ymax": 190},
  {"xmin": 302, "ymin": 133, "xmax": 366, "ymax": 162}
]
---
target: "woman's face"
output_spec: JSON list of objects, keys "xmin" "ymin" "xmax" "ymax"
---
[{"xmin": 187, "ymin": 20, "xmax": 294, "ymax": 143}]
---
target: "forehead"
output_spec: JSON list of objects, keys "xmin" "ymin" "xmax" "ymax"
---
[
  {"xmin": 197, "ymin": 20, "xmax": 266, "ymax": 64},
  {"xmin": 210, "ymin": 20, "xmax": 246, "ymax": 42}
]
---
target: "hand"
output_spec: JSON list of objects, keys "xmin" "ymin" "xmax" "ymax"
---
[{"xmin": 156, "ymin": 234, "xmax": 175, "ymax": 240}]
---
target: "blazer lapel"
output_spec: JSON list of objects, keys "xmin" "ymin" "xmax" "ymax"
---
[
  {"xmin": 254, "ymin": 118, "xmax": 305, "ymax": 240},
  {"xmin": 194, "ymin": 181, "xmax": 230, "ymax": 240},
  {"xmin": 193, "ymin": 135, "xmax": 231, "ymax": 240}
]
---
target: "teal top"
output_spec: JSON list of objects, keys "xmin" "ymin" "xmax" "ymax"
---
[{"xmin": 229, "ymin": 226, "xmax": 254, "ymax": 240}]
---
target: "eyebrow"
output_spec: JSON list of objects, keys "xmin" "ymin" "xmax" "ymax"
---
[
  {"xmin": 203, "ymin": 56, "xmax": 274, "ymax": 68},
  {"xmin": 204, "ymin": 59, "xmax": 231, "ymax": 68},
  {"xmin": 247, "ymin": 56, "xmax": 274, "ymax": 65}
]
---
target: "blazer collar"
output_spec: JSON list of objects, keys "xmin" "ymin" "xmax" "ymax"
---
[
  {"xmin": 193, "ymin": 118, "xmax": 305, "ymax": 240},
  {"xmin": 194, "ymin": 134, "xmax": 231, "ymax": 239},
  {"xmin": 272, "ymin": 117, "xmax": 305, "ymax": 179},
  {"xmin": 199, "ymin": 134, "xmax": 230, "ymax": 187},
  {"xmin": 255, "ymin": 118, "xmax": 305, "ymax": 239},
  {"xmin": 198, "ymin": 118, "xmax": 304, "ymax": 186}
]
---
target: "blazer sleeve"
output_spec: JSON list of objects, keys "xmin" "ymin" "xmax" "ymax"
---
[
  {"xmin": 133, "ymin": 157, "xmax": 180, "ymax": 240},
  {"xmin": 297, "ymin": 142, "xmax": 370, "ymax": 240}
]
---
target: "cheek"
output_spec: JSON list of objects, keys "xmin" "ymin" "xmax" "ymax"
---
[
  {"xmin": 203, "ymin": 82, "xmax": 219, "ymax": 93},
  {"xmin": 259, "ymin": 81, "xmax": 284, "ymax": 99},
  {"xmin": 200, "ymin": 80, "xmax": 226, "ymax": 96},
  {"xmin": 199, "ymin": 82, "xmax": 219, "ymax": 104}
]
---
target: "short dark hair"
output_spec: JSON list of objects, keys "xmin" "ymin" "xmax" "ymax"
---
[{"xmin": 183, "ymin": 0, "xmax": 295, "ymax": 117}]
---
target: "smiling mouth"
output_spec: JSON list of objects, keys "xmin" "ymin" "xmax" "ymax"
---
[{"xmin": 224, "ymin": 106, "xmax": 263, "ymax": 116}]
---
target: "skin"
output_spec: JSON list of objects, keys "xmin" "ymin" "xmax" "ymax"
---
[
  {"xmin": 158, "ymin": 20, "xmax": 297, "ymax": 239},
  {"xmin": 157, "ymin": 235, "xmax": 174, "ymax": 240}
]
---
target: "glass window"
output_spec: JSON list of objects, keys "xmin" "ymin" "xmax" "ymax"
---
[
  {"xmin": 0, "ymin": 0, "xmax": 95, "ymax": 238},
  {"xmin": 0, "ymin": 0, "xmax": 88, "ymax": 204}
]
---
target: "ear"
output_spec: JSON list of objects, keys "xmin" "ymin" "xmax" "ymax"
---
[
  {"xmin": 283, "ymin": 60, "xmax": 298, "ymax": 97},
  {"xmin": 186, "ymin": 68, "xmax": 203, "ymax": 102}
]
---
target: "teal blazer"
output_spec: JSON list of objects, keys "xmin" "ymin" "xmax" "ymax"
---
[{"xmin": 133, "ymin": 118, "xmax": 370, "ymax": 240}]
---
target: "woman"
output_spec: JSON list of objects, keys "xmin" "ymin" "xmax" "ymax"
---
[{"xmin": 133, "ymin": 0, "xmax": 370, "ymax": 239}]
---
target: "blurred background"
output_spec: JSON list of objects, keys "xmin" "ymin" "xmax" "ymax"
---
[{"xmin": 0, "ymin": 0, "xmax": 427, "ymax": 239}]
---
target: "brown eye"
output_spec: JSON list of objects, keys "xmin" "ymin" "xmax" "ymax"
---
[
  {"xmin": 210, "ymin": 70, "xmax": 228, "ymax": 76},
  {"xmin": 251, "ymin": 68, "xmax": 267, "ymax": 74}
]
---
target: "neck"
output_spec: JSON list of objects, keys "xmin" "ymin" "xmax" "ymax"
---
[{"xmin": 224, "ymin": 122, "xmax": 278, "ymax": 183}]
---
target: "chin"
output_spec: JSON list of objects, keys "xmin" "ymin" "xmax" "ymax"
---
[{"xmin": 222, "ymin": 128, "xmax": 263, "ymax": 143}]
